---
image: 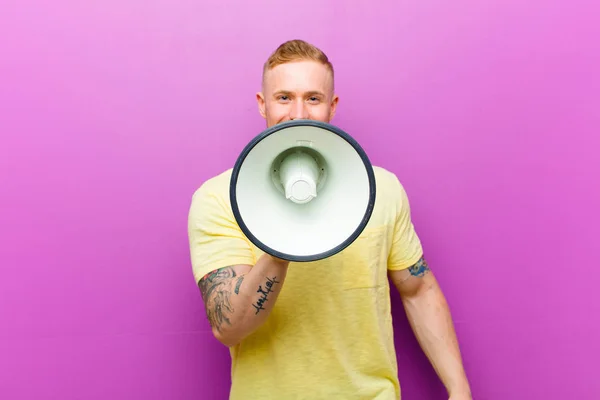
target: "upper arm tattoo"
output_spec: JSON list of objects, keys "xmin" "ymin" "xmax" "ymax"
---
[
  {"xmin": 198, "ymin": 267, "xmax": 244, "ymax": 333},
  {"xmin": 390, "ymin": 256, "xmax": 432, "ymax": 295},
  {"xmin": 407, "ymin": 256, "xmax": 430, "ymax": 278}
]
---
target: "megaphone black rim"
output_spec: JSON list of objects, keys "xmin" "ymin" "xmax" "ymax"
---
[{"xmin": 230, "ymin": 119, "xmax": 376, "ymax": 262}]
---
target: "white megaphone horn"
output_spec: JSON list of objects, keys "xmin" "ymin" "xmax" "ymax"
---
[{"xmin": 230, "ymin": 119, "xmax": 376, "ymax": 262}]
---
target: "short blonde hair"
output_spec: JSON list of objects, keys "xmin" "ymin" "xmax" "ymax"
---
[{"xmin": 263, "ymin": 39, "xmax": 334, "ymax": 80}]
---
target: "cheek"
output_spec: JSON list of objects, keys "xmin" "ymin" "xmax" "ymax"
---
[
  {"xmin": 266, "ymin": 102, "xmax": 286, "ymax": 115},
  {"xmin": 309, "ymin": 105, "xmax": 331, "ymax": 120},
  {"xmin": 266, "ymin": 104, "xmax": 289, "ymax": 121}
]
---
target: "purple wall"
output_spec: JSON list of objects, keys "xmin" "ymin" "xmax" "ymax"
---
[{"xmin": 1, "ymin": 0, "xmax": 598, "ymax": 399}]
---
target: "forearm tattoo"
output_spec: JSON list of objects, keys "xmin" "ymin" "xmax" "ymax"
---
[
  {"xmin": 198, "ymin": 267, "xmax": 242, "ymax": 333},
  {"xmin": 408, "ymin": 256, "xmax": 430, "ymax": 277},
  {"xmin": 199, "ymin": 267, "xmax": 282, "ymax": 333},
  {"xmin": 252, "ymin": 276, "xmax": 279, "ymax": 315}
]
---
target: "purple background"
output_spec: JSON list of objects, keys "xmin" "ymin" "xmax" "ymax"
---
[{"xmin": 1, "ymin": 0, "xmax": 598, "ymax": 399}]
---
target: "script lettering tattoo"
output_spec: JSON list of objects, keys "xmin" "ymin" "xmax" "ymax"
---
[
  {"xmin": 198, "ymin": 267, "xmax": 237, "ymax": 333},
  {"xmin": 252, "ymin": 276, "xmax": 279, "ymax": 315},
  {"xmin": 408, "ymin": 256, "xmax": 430, "ymax": 278}
]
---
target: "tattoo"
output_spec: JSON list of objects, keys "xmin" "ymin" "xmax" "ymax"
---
[
  {"xmin": 408, "ymin": 256, "xmax": 430, "ymax": 277},
  {"xmin": 234, "ymin": 276, "xmax": 244, "ymax": 294},
  {"xmin": 198, "ymin": 267, "xmax": 237, "ymax": 333},
  {"xmin": 252, "ymin": 276, "xmax": 279, "ymax": 315}
]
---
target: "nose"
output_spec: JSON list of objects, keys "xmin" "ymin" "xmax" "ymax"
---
[{"xmin": 289, "ymin": 99, "xmax": 309, "ymax": 120}]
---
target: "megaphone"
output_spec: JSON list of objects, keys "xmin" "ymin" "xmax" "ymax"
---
[{"xmin": 230, "ymin": 119, "xmax": 376, "ymax": 262}]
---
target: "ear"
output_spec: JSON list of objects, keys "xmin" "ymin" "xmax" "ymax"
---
[
  {"xmin": 256, "ymin": 92, "xmax": 266, "ymax": 119},
  {"xmin": 329, "ymin": 94, "xmax": 339, "ymax": 120}
]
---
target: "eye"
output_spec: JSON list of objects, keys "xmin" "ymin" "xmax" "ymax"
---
[{"xmin": 308, "ymin": 96, "xmax": 320, "ymax": 103}]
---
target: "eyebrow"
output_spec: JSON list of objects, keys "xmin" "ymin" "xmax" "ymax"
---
[{"xmin": 273, "ymin": 90, "xmax": 326, "ymax": 97}]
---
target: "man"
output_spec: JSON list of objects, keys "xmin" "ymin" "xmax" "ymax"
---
[{"xmin": 188, "ymin": 39, "xmax": 471, "ymax": 399}]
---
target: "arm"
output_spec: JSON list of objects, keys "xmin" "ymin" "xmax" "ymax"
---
[
  {"xmin": 187, "ymin": 182, "xmax": 290, "ymax": 347},
  {"xmin": 389, "ymin": 257, "xmax": 471, "ymax": 399},
  {"xmin": 198, "ymin": 253, "xmax": 289, "ymax": 347}
]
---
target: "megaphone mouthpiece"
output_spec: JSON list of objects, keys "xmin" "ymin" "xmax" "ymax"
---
[{"xmin": 279, "ymin": 150, "xmax": 319, "ymax": 204}]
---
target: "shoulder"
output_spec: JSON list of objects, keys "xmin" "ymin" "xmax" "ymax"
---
[
  {"xmin": 373, "ymin": 165, "xmax": 399, "ymax": 185},
  {"xmin": 193, "ymin": 168, "xmax": 232, "ymax": 197},
  {"xmin": 189, "ymin": 168, "xmax": 233, "ymax": 215},
  {"xmin": 368, "ymin": 165, "xmax": 415, "ymax": 228},
  {"xmin": 372, "ymin": 165, "xmax": 408, "ymax": 202},
  {"xmin": 191, "ymin": 169, "xmax": 232, "ymax": 202}
]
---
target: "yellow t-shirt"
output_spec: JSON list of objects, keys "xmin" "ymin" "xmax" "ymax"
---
[{"xmin": 188, "ymin": 166, "xmax": 423, "ymax": 400}]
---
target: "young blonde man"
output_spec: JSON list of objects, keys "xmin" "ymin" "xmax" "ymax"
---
[{"xmin": 188, "ymin": 40, "xmax": 472, "ymax": 400}]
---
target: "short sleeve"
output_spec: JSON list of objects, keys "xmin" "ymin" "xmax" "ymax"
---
[
  {"xmin": 387, "ymin": 175, "xmax": 423, "ymax": 270},
  {"xmin": 187, "ymin": 183, "xmax": 256, "ymax": 284}
]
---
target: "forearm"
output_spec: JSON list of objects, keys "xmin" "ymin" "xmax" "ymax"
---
[
  {"xmin": 401, "ymin": 282, "xmax": 471, "ymax": 398},
  {"xmin": 199, "ymin": 254, "xmax": 289, "ymax": 347}
]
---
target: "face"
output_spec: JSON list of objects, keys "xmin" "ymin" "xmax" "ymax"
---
[{"xmin": 256, "ymin": 60, "xmax": 339, "ymax": 128}]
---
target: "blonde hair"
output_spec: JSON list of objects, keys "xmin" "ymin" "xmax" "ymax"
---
[{"xmin": 262, "ymin": 39, "xmax": 334, "ymax": 80}]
